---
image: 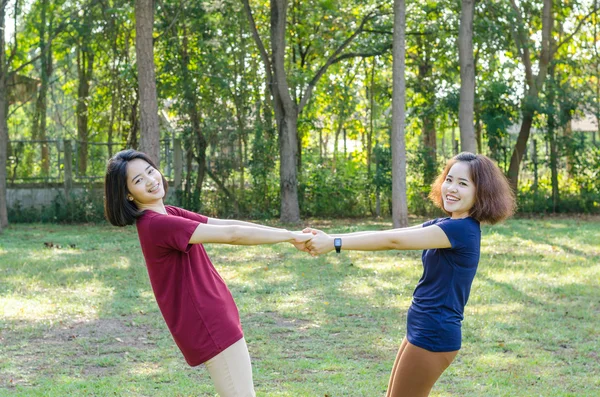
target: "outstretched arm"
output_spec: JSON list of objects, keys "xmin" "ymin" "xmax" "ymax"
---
[
  {"xmin": 189, "ymin": 223, "xmax": 312, "ymax": 246},
  {"xmin": 208, "ymin": 217, "xmax": 283, "ymax": 231},
  {"xmin": 328, "ymin": 223, "xmax": 425, "ymax": 238},
  {"xmin": 305, "ymin": 225, "xmax": 451, "ymax": 255},
  {"xmin": 208, "ymin": 217, "xmax": 311, "ymax": 252}
]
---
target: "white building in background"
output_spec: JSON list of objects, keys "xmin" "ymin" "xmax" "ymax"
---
[{"xmin": 571, "ymin": 112, "xmax": 598, "ymax": 132}]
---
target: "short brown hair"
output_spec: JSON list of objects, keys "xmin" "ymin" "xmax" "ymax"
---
[
  {"xmin": 429, "ymin": 152, "xmax": 516, "ymax": 224},
  {"xmin": 104, "ymin": 149, "xmax": 169, "ymax": 226}
]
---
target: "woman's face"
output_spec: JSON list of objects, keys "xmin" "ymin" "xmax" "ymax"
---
[
  {"xmin": 125, "ymin": 158, "xmax": 165, "ymax": 205},
  {"xmin": 441, "ymin": 161, "xmax": 476, "ymax": 219}
]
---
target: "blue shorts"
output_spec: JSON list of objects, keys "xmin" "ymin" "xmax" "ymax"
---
[{"xmin": 406, "ymin": 305, "xmax": 462, "ymax": 352}]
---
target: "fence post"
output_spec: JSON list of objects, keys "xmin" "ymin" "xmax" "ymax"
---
[
  {"xmin": 64, "ymin": 139, "xmax": 73, "ymax": 199},
  {"xmin": 173, "ymin": 138, "xmax": 183, "ymax": 191}
]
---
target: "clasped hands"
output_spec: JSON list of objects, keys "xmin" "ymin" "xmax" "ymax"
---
[{"xmin": 290, "ymin": 228, "xmax": 333, "ymax": 256}]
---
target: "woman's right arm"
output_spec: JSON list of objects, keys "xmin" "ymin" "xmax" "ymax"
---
[{"xmin": 188, "ymin": 223, "xmax": 311, "ymax": 246}]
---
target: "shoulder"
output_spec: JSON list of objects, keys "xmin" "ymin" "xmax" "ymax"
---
[
  {"xmin": 136, "ymin": 210, "xmax": 161, "ymax": 227},
  {"xmin": 165, "ymin": 205, "xmax": 183, "ymax": 215},
  {"xmin": 423, "ymin": 217, "xmax": 450, "ymax": 227}
]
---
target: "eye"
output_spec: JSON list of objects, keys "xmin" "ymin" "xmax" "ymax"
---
[
  {"xmin": 148, "ymin": 168, "xmax": 154, "ymax": 174},
  {"xmin": 135, "ymin": 178, "xmax": 142, "ymax": 185},
  {"xmin": 460, "ymin": 182, "xmax": 467, "ymax": 186},
  {"xmin": 445, "ymin": 177, "xmax": 452, "ymax": 182}
]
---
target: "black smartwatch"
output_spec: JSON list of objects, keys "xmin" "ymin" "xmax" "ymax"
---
[{"xmin": 334, "ymin": 238, "xmax": 342, "ymax": 254}]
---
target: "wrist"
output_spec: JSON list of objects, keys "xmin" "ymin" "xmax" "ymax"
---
[
  {"xmin": 287, "ymin": 230, "xmax": 296, "ymax": 242},
  {"xmin": 333, "ymin": 237, "xmax": 342, "ymax": 253}
]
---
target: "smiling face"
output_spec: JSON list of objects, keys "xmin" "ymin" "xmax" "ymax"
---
[
  {"xmin": 441, "ymin": 161, "xmax": 476, "ymax": 219},
  {"xmin": 125, "ymin": 158, "xmax": 165, "ymax": 206}
]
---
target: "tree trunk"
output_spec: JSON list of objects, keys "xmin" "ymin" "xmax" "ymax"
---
[
  {"xmin": 507, "ymin": 0, "xmax": 553, "ymax": 189},
  {"xmin": 548, "ymin": 64, "xmax": 559, "ymax": 212},
  {"xmin": 31, "ymin": 0, "xmax": 52, "ymax": 175},
  {"xmin": 179, "ymin": 23, "xmax": 207, "ymax": 207},
  {"xmin": 368, "ymin": 58, "xmax": 375, "ymax": 177},
  {"xmin": 458, "ymin": 0, "xmax": 476, "ymax": 153},
  {"xmin": 391, "ymin": 0, "xmax": 408, "ymax": 228},
  {"xmin": 270, "ymin": 0, "xmax": 300, "ymax": 223},
  {"xmin": 76, "ymin": 35, "xmax": 94, "ymax": 176},
  {"xmin": 422, "ymin": 115, "xmax": 437, "ymax": 185},
  {"xmin": 0, "ymin": 1, "xmax": 9, "ymax": 229},
  {"xmin": 135, "ymin": 0, "xmax": 160, "ymax": 164},
  {"xmin": 278, "ymin": 111, "xmax": 300, "ymax": 222}
]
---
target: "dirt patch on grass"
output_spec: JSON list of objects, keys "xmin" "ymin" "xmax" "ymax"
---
[{"xmin": 0, "ymin": 317, "xmax": 157, "ymax": 389}]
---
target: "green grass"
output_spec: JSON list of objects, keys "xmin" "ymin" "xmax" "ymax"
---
[{"xmin": 1, "ymin": 217, "xmax": 599, "ymax": 396}]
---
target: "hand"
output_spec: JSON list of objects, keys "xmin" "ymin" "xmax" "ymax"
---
[
  {"xmin": 290, "ymin": 231, "xmax": 313, "ymax": 253},
  {"xmin": 303, "ymin": 228, "xmax": 334, "ymax": 256}
]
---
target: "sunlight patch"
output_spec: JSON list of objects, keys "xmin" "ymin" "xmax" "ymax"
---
[
  {"xmin": 111, "ymin": 256, "xmax": 132, "ymax": 269},
  {"xmin": 129, "ymin": 362, "xmax": 163, "ymax": 377},
  {"xmin": 1, "ymin": 297, "xmax": 57, "ymax": 320}
]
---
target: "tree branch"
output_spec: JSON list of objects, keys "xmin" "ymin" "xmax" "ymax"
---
[
  {"xmin": 240, "ymin": 0, "xmax": 272, "ymax": 85},
  {"xmin": 7, "ymin": 0, "xmax": 101, "ymax": 79},
  {"xmin": 508, "ymin": 0, "xmax": 534, "ymax": 88},
  {"xmin": 155, "ymin": 0, "xmax": 192, "ymax": 40},
  {"xmin": 330, "ymin": 45, "xmax": 392, "ymax": 64},
  {"xmin": 9, "ymin": 0, "xmax": 18, "ymax": 64},
  {"xmin": 552, "ymin": 3, "xmax": 599, "ymax": 57},
  {"xmin": 298, "ymin": 11, "xmax": 378, "ymax": 112}
]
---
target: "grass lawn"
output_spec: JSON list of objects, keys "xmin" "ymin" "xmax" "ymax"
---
[{"xmin": 1, "ymin": 217, "xmax": 599, "ymax": 396}]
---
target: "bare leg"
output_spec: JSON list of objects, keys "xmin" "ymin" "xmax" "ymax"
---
[
  {"xmin": 385, "ymin": 337, "xmax": 409, "ymax": 396},
  {"xmin": 204, "ymin": 338, "xmax": 255, "ymax": 397},
  {"xmin": 385, "ymin": 339, "xmax": 457, "ymax": 397}
]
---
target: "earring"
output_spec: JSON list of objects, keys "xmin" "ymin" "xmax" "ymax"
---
[{"xmin": 128, "ymin": 196, "xmax": 133, "ymax": 201}]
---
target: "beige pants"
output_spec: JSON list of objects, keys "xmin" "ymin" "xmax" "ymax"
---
[{"xmin": 204, "ymin": 338, "xmax": 256, "ymax": 397}]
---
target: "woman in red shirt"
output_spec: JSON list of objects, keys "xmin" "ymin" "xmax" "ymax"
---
[{"xmin": 104, "ymin": 149, "xmax": 311, "ymax": 397}]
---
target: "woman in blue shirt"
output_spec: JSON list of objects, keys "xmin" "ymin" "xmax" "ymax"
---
[{"xmin": 305, "ymin": 152, "xmax": 516, "ymax": 397}]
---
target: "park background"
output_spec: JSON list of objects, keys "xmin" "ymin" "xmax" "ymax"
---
[{"xmin": 1, "ymin": 0, "xmax": 599, "ymax": 396}]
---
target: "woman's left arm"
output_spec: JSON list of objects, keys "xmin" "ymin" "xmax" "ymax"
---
[{"xmin": 306, "ymin": 226, "xmax": 451, "ymax": 255}]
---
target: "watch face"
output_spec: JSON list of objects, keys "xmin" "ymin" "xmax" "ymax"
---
[{"xmin": 334, "ymin": 238, "xmax": 342, "ymax": 247}]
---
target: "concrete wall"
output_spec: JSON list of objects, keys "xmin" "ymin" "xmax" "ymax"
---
[
  {"xmin": 7, "ymin": 183, "xmax": 175, "ymax": 210},
  {"xmin": 7, "ymin": 184, "xmax": 103, "ymax": 209}
]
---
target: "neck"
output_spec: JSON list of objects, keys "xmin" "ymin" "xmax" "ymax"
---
[{"xmin": 136, "ymin": 200, "xmax": 167, "ymax": 215}]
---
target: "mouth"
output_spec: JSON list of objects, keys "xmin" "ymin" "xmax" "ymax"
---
[
  {"xmin": 445, "ymin": 194, "xmax": 459, "ymax": 202},
  {"xmin": 148, "ymin": 183, "xmax": 160, "ymax": 193}
]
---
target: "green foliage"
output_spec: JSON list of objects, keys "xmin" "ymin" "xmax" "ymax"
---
[
  {"xmin": 299, "ymin": 150, "xmax": 370, "ymax": 218},
  {"xmin": 479, "ymin": 80, "xmax": 519, "ymax": 165},
  {"xmin": 3, "ymin": 0, "xmax": 600, "ymax": 221}
]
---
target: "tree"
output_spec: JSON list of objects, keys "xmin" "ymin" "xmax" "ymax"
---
[
  {"xmin": 135, "ymin": 0, "xmax": 160, "ymax": 164},
  {"xmin": 0, "ymin": 0, "xmax": 9, "ymax": 231},
  {"xmin": 75, "ymin": 7, "xmax": 96, "ymax": 176},
  {"xmin": 458, "ymin": 0, "xmax": 476, "ymax": 153},
  {"xmin": 242, "ymin": 0, "xmax": 387, "ymax": 222},
  {"xmin": 30, "ymin": 0, "xmax": 54, "ymax": 175},
  {"xmin": 506, "ymin": 0, "xmax": 598, "ymax": 189},
  {"xmin": 391, "ymin": 0, "xmax": 408, "ymax": 228}
]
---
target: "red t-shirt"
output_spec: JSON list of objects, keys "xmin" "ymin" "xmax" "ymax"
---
[{"xmin": 135, "ymin": 205, "xmax": 243, "ymax": 366}]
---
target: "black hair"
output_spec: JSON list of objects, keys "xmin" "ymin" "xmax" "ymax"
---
[{"xmin": 104, "ymin": 149, "xmax": 169, "ymax": 226}]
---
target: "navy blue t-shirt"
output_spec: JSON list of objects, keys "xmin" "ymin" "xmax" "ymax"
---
[{"xmin": 406, "ymin": 217, "xmax": 481, "ymax": 352}]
